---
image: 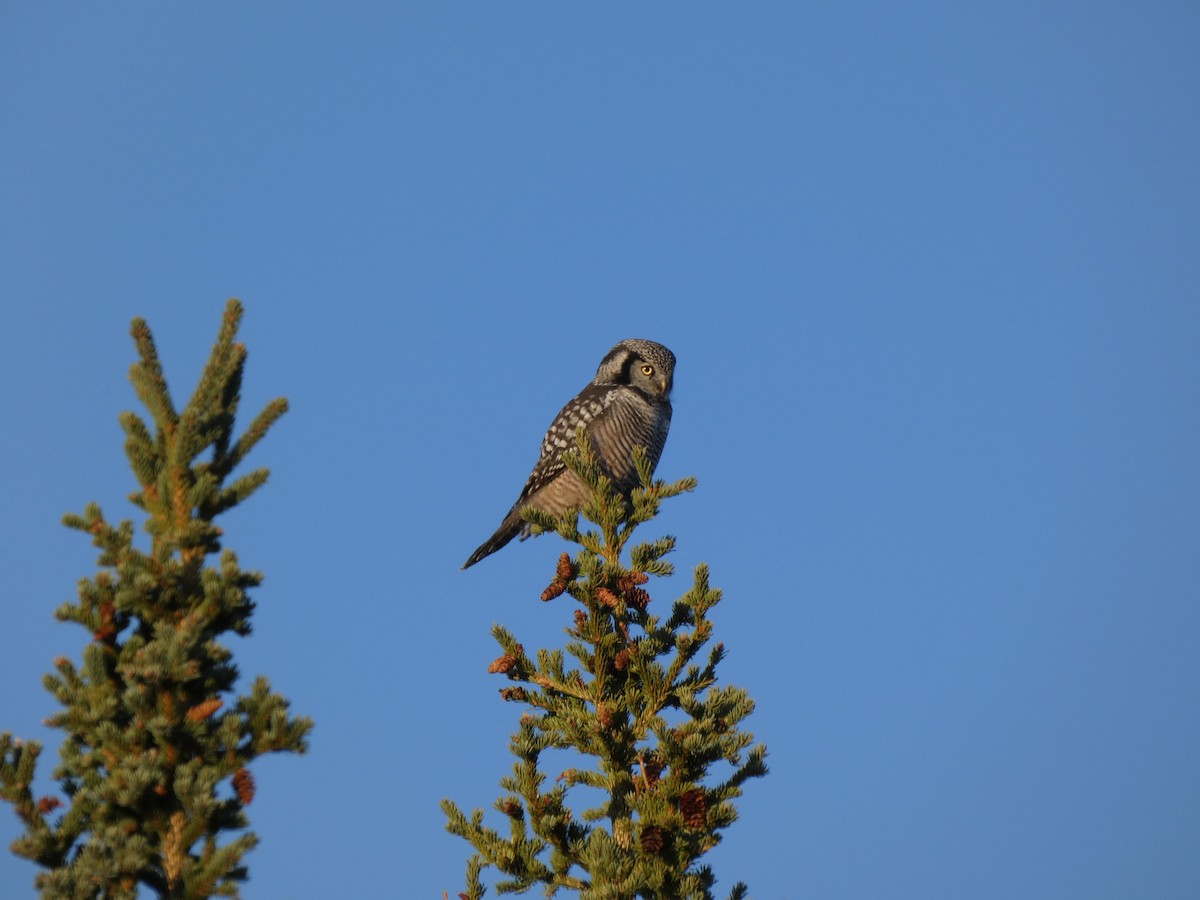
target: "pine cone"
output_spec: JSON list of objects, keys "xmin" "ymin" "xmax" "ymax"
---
[
  {"xmin": 186, "ymin": 698, "xmax": 223, "ymax": 722},
  {"xmin": 232, "ymin": 767, "xmax": 256, "ymax": 805},
  {"xmin": 499, "ymin": 687, "xmax": 528, "ymax": 702},
  {"xmin": 36, "ymin": 796, "xmax": 62, "ymax": 815},
  {"xmin": 595, "ymin": 587, "xmax": 622, "ymax": 609},
  {"xmin": 488, "ymin": 654, "xmax": 518, "ymax": 674},
  {"xmin": 680, "ymin": 789, "xmax": 707, "ymax": 828},
  {"xmin": 540, "ymin": 553, "xmax": 575, "ymax": 600},
  {"xmin": 626, "ymin": 587, "xmax": 651, "ymax": 610},
  {"xmin": 640, "ymin": 824, "xmax": 664, "ymax": 855},
  {"xmin": 540, "ymin": 580, "xmax": 566, "ymax": 601},
  {"xmin": 93, "ymin": 600, "xmax": 118, "ymax": 642}
]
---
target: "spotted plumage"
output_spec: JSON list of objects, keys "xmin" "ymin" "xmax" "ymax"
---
[{"xmin": 462, "ymin": 339, "xmax": 676, "ymax": 569}]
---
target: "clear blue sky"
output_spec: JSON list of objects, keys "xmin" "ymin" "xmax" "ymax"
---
[{"xmin": 2, "ymin": 4, "xmax": 1198, "ymax": 898}]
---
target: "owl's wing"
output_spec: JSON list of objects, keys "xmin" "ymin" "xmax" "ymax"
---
[
  {"xmin": 646, "ymin": 400, "xmax": 672, "ymax": 474},
  {"xmin": 512, "ymin": 382, "xmax": 615, "ymax": 506}
]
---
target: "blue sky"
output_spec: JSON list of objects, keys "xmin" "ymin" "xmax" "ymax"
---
[{"xmin": 2, "ymin": 3, "xmax": 1198, "ymax": 897}]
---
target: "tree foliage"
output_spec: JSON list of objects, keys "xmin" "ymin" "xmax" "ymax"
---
[
  {"xmin": 444, "ymin": 435, "xmax": 767, "ymax": 898},
  {"xmin": 1, "ymin": 300, "xmax": 311, "ymax": 898}
]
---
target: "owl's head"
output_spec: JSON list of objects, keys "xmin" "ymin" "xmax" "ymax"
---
[{"xmin": 594, "ymin": 339, "xmax": 675, "ymax": 398}]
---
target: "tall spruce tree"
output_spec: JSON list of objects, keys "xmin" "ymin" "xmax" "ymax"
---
[
  {"xmin": 444, "ymin": 436, "xmax": 768, "ymax": 899},
  {"xmin": 0, "ymin": 300, "xmax": 312, "ymax": 898}
]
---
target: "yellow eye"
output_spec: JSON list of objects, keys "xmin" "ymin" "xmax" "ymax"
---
[{"xmin": 641, "ymin": 364, "xmax": 654, "ymax": 376}]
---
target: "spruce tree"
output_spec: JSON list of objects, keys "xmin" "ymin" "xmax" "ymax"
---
[
  {"xmin": 443, "ymin": 435, "xmax": 768, "ymax": 899},
  {"xmin": 0, "ymin": 300, "xmax": 312, "ymax": 898}
]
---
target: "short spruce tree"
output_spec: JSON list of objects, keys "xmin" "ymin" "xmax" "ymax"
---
[
  {"xmin": 443, "ymin": 435, "xmax": 768, "ymax": 899},
  {"xmin": 0, "ymin": 300, "xmax": 312, "ymax": 898}
]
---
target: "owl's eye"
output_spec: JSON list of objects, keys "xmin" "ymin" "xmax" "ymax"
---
[{"xmin": 641, "ymin": 364, "xmax": 655, "ymax": 377}]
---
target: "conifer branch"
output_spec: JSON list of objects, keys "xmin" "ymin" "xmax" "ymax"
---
[
  {"xmin": 2, "ymin": 302, "xmax": 311, "ymax": 898},
  {"xmin": 223, "ymin": 397, "xmax": 288, "ymax": 478},
  {"xmin": 445, "ymin": 435, "xmax": 767, "ymax": 898},
  {"xmin": 129, "ymin": 317, "xmax": 178, "ymax": 435}
]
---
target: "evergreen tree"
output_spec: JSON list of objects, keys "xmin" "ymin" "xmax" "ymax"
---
[
  {"xmin": 443, "ymin": 436, "xmax": 768, "ymax": 899},
  {"xmin": 0, "ymin": 300, "xmax": 312, "ymax": 898}
]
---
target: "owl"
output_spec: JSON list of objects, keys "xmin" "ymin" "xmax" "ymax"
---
[{"xmin": 462, "ymin": 338, "xmax": 676, "ymax": 569}]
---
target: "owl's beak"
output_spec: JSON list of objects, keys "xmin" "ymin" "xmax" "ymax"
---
[{"xmin": 658, "ymin": 375, "xmax": 670, "ymax": 395}]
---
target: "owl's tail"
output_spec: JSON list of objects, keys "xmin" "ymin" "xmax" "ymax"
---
[{"xmin": 460, "ymin": 510, "xmax": 524, "ymax": 570}]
